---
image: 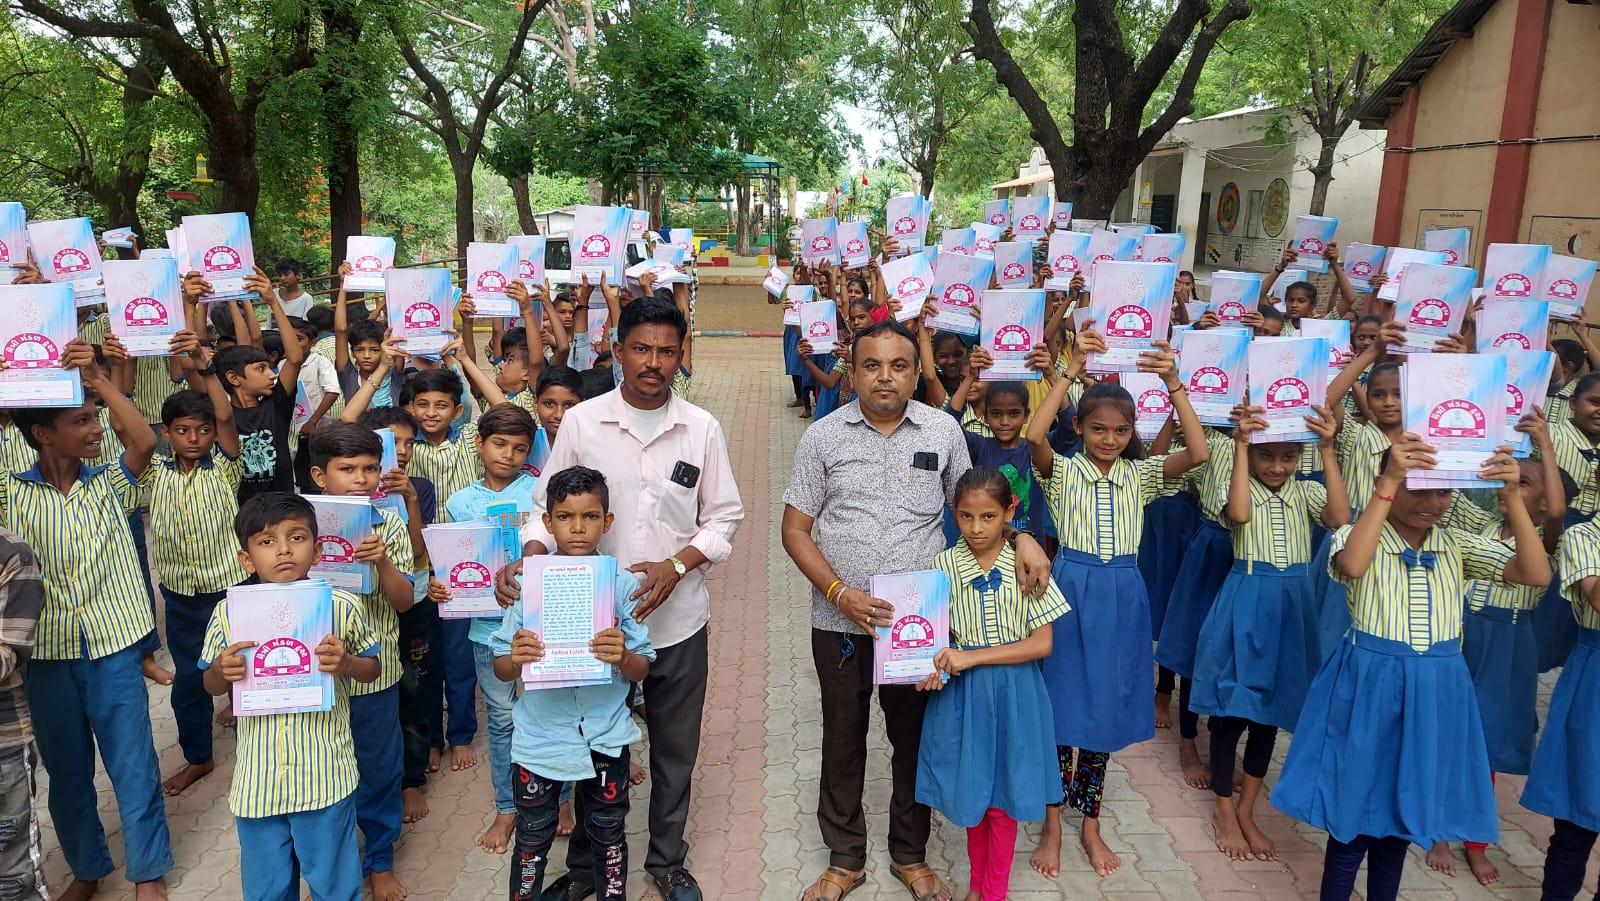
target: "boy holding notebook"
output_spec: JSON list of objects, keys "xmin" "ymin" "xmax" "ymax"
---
[
  {"xmin": 202, "ymin": 492, "xmax": 380, "ymax": 900},
  {"xmin": 492, "ymin": 465, "xmax": 654, "ymax": 901}
]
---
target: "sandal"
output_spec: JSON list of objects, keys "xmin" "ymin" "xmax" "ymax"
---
[
  {"xmin": 801, "ymin": 867, "xmax": 864, "ymax": 901},
  {"xmin": 889, "ymin": 862, "xmax": 950, "ymax": 901}
]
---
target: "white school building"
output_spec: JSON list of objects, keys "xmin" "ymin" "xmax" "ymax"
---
[{"xmin": 993, "ymin": 105, "xmax": 1386, "ymax": 284}]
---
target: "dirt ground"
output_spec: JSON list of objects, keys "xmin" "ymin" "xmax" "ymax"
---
[{"xmin": 694, "ymin": 282, "xmax": 782, "ymax": 333}]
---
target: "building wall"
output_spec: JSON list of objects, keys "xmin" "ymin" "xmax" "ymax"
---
[{"xmin": 1382, "ymin": 0, "xmax": 1600, "ymax": 285}]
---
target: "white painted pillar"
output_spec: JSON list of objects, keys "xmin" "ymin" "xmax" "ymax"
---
[{"xmin": 1175, "ymin": 146, "xmax": 1208, "ymax": 273}]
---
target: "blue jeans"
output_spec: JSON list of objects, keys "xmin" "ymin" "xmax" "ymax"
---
[
  {"xmin": 236, "ymin": 795, "xmax": 361, "ymax": 901},
  {"xmin": 129, "ymin": 510, "xmax": 160, "ymax": 657},
  {"xmin": 431, "ymin": 617, "xmax": 478, "ymax": 748},
  {"xmin": 26, "ymin": 644, "xmax": 172, "ymax": 883},
  {"xmin": 159, "ymin": 587, "xmax": 224, "ymax": 765},
  {"xmin": 348, "ymin": 686, "xmax": 403, "ymax": 874},
  {"xmin": 472, "ymin": 641, "xmax": 516, "ymax": 814}
]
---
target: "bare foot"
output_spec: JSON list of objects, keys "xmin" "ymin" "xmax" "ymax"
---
[
  {"xmin": 1155, "ymin": 691, "xmax": 1172, "ymax": 729},
  {"xmin": 134, "ymin": 879, "xmax": 167, "ymax": 900},
  {"xmin": 427, "ymin": 748, "xmax": 441, "ymax": 774},
  {"xmin": 142, "ymin": 655, "xmax": 174, "ymax": 686},
  {"xmin": 629, "ymin": 761, "xmax": 646, "ymax": 785},
  {"xmin": 1031, "ymin": 808, "xmax": 1063, "ymax": 877},
  {"xmin": 1212, "ymin": 798, "xmax": 1251, "ymax": 861},
  {"xmin": 1179, "ymin": 738, "xmax": 1209, "ymax": 789},
  {"xmin": 1426, "ymin": 841, "xmax": 1458, "ymax": 877},
  {"xmin": 1081, "ymin": 818, "xmax": 1122, "ymax": 877},
  {"xmin": 557, "ymin": 799, "xmax": 575, "ymax": 837},
  {"xmin": 403, "ymin": 787, "xmax": 429, "ymax": 823},
  {"xmin": 1465, "ymin": 846, "xmax": 1500, "ymax": 885},
  {"xmin": 57, "ymin": 879, "xmax": 99, "ymax": 901},
  {"xmin": 369, "ymin": 870, "xmax": 408, "ymax": 901},
  {"xmin": 162, "ymin": 760, "xmax": 214, "ymax": 796},
  {"xmin": 214, "ymin": 704, "xmax": 235, "ymax": 728},
  {"xmin": 450, "ymin": 744, "xmax": 477, "ymax": 771},
  {"xmin": 478, "ymin": 811, "xmax": 516, "ymax": 854},
  {"xmin": 1237, "ymin": 811, "xmax": 1277, "ymax": 860}
]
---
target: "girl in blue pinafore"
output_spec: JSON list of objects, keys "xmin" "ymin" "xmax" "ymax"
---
[
  {"xmin": 1272, "ymin": 443, "xmax": 1551, "ymax": 901},
  {"xmin": 1426, "ymin": 443, "xmax": 1567, "ymax": 882},
  {"xmin": 1522, "ymin": 513, "xmax": 1600, "ymax": 900},
  {"xmin": 915, "ymin": 468, "xmax": 1071, "ymax": 901},
  {"xmin": 1534, "ymin": 371, "xmax": 1600, "ymax": 672},
  {"xmin": 1024, "ymin": 334, "xmax": 1211, "ymax": 879},
  {"xmin": 1190, "ymin": 407, "xmax": 1349, "ymax": 862}
]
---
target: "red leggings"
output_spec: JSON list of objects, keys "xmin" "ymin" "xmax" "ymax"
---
[{"xmin": 965, "ymin": 808, "xmax": 1019, "ymax": 901}]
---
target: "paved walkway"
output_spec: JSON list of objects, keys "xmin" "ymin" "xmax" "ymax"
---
[{"xmin": 38, "ymin": 339, "xmax": 1599, "ymax": 899}]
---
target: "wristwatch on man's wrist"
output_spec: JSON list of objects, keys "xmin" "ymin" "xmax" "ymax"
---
[{"xmin": 668, "ymin": 556, "xmax": 688, "ymax": 577}]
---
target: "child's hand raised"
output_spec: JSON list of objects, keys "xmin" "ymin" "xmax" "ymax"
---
[
  {"xmin": 1233, "ymin": 403, "xmax": 1268, "ymax": 443},
  {"xmin": 337, "ymin": 261, "xmax": 353, "ymax": 278},
  {"xmin": 1197, "ymin": 310, "xmax": 1221, "ymax": 330},
  {"xmin": 456, "ymin": 295, "xmax": 477, "ymax": 320},
  {"xmin": 102, "ymin": 332, "xmax": 132, "ymax": 364},
  {"xmin": 182, "ymin": 272, "xmax": 213, "ymax": 301},
  {"xmin": 1435, "ymin": 332, "xmax": 1469, "ymax": 354},
  {"xmin": 797, "ymin": 339, "xmax": 816, "ymax": 357},
  {"xmin": 1382, "ymin": 433, "xmax": 1438, "ymax": 484},
  {"xmin": 381, "ymin": 468, "xmax": 414, "ymax": 501},
  {"xmin": 1138, "ymin": 339, "xmax": 1179, "ymax": 387},
  {"xmin": 1305, "ymin": 403, "xmax": 1338, "ymax": 445},
  {"xmin": 167, "ymin": 329, "xmax": 200, "ymax": 359},
  {"xmin": 9, "ymin": 261, "xmax": 40, "ymax": 285},
  {"xmin": 590, "ymin": 626, "xmax": 627, "ymax": 665},
  {"xmin": 1025, "ymin": 343, "xmax": 1052, "ymax": 373},
  {"xmin": 1069, "ymin": 272, "xmax": 1085, "ymax": 295},
  {"xmin": 1517, "ymin": 405, "xmax": 1553, "ymax": 449},
  {"xmin": 1377, "ymin": 320, "xmax": 1407, "ymax": 349},
  {"xmin": 316, "ymin": 635, "xmax": 351, "ymax": 676},
  {"xmin": 1075, "ymin": 320, "xmax": 1107, "ymax": 355},
  {"xmin": 216, "ymin": 640, "xmax": 256, "ymax": 683},
  {"xmin": 967, "ymin": 346, "xmax": 994, "ymax": 376},
  {"xmin": 426, "ymin": 576, "xmax": 452, "ymax": 604},
  {"xmin": 244, "ymin": 268, "xmax": 275, "ymax": 300},
  {"xmin": 510, "ymin": 629, "xmax": 544, "ymax": 666},
  {"xmin": 1368, "ymin": 272, "xmax": 1389, "ymax": 294},
  {"xmin": 1483, "ymin": 446, "xmax": 1521, "ymax": 491},
  {"xmin": 353, "ymin": 533, "xmax": 389, "ymax": 565}
]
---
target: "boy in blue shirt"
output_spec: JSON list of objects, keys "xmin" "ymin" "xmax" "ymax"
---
[
  {"xmin": 202, "ymin": 492, "xmax": 381, "ymax": 900},
  {"xmin": 309, "ymin": 422, "xmax": 416, "ymax": 901},
  {"xmin": 491, "ymin": 465, "xmax": 654, "ymax": 901},
  {"xmin": 428, "ymin": 402, "xmax": 539, "ymax": 854}
]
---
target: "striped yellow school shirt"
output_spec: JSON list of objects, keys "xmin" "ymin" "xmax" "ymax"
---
[
  {"xmin": 139, "ymin": 450, "xmax": 247, "ymax": 595},
  {"xmin": 1557, "ymin": 519, "xmax": 1600, "ymax": 630},
  {"xmin": 0, "ymin": 422, "xmax": 34, "ymax": 475},
  {"xmin": 934, "ymin": 541, "xmax": 1071, "ymax": 647},
  {"xmin": 1231, "ymin": 477, "xmax": 1327, "ymax": 567},
  {"xmin": 1038, "ymin": 453, "xmax": 1173, "ymax": 560},
  {"xmin": 202, "ymin": 588, "xmax": 378, "ymax": 817},
  {"xmin": 1328, "ymin": 522, "xmax": 1515, "ymax": 652},
  {"xmin": 1549, "ymin": 418, "xmax": 1600, "ymax": 517},
  {"xmin": 1460, "ymin": 516, "xmax": 1547, "ymax": 614},
  {"xmin": 131, "ymin": 356, "xmax": 182, "ymax": 423},
  {"xmin": 88, "ymin": 405, "xmax": 125, "ymax": 469},
  {"xmin": 312, "ymin": 334, "xmax": 336, "ymax": 363},
  {"xmin": 0, "ymin": 461, "xmax": 153, "ymax": 659},
  {"xmin": 1184, "ymin": 430, "xmax": 1236, "ymax": 523},
  {"xmin": 409, "ymin": 421, "xmax": 483, "ymax": 523},
  {"xmin": 1545, "ymin": 380, "xmax": 1575, "ymax": 428},
  {"xmin": 76, "ymin": 313, "xmax": 109, "ymax": 346},
  {"xmin": 1336, "ymin": 422, "xmax": 1391, "ymax": 510},
  {"xmin": 347, "ymin": 507, "xmax": 412, "ymax": 696}
]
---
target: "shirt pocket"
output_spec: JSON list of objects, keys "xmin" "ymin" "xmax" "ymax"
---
[
  {"xmin": 657, "ymin": 478, "xmax": 700, "ymax": 534},
  {"xmin": 902, "ymin": 466, "xmax": 947, "ymax": 517}
]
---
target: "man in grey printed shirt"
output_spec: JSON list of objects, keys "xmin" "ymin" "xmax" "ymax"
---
[{"xmin": 782, "ymin": 320, "xmax": 1052, "ymax": 901}]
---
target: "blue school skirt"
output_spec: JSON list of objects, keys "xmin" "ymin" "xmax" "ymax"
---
[
  {"xmin": 1271, "ymin": 632, "xmax": 1498, "ymax": 847},
  {"xmin": 1461, "ymin": 605, "xmax": 1539, "ymax": 775},
  {"xmin": 1154, "ymin": 521, "xmax": 1232, "ymax": 678},
  {"xmin": 916, "ymin": 653, "xmax": 1059, "ymax": 828},
  {"xmin": 813, "ymin": 379, "xmax": 841, "ymax": 420},
  {"xmin": 783, "ymin": 326, "xmax": 804, "ymax": 377},
  {"xmin": 1310, "ymin": 535, "xmax": 1351, "ymax": 664},
  {"xmin": 1138, "ymin": 492, "xmax": 1202, "ymax": 637},
  {"xmin": 1041, "ymin": 549, "xmax": 1154, "ymax": 753},
  {"xmin": 1521, "ymin": 627, "xmax": 1600, "ymax": 833},
  {"xmin": 1190, "ymin": 561, "xmax": 1319, "ymax": 732},
  {"xmin": 1532, "ymin": 509, "xmax": 1593, "ymax": 672}
]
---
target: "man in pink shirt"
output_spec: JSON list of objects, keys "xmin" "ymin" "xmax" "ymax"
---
[{"xmin": 496, "ymin": 297, "xmax": 743, "ymax": 901}]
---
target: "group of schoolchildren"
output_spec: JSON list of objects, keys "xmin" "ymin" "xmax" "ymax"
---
[
  {"xmin": 0, "ymin": 245, "xmax": 697, "ymax": 901},
  {"xmin": 784, "ymin": 230, "xmax": 1600, "ymax": 901}
]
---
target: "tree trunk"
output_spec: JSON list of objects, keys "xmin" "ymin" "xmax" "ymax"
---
[
  {"xmin": 453, "ymin": 161, "xmax": 475, "ymax": 257},
  {"xmin": 510, "ymin": 173, "xmax": 538, "ymax": 234},
  {"xmin": 322, "ymin": 3, "xmax": 364, "ymax": 270},
  {"xmin": 1306, "ymin": 131, "xmax": 1343, "ymax": 217},
  {"xmin": 735, "ymin": 180, "xmax": 751, "ymax": 255},
  {"xmin": 211, "ymin": 140, "xmax": 261, "ymax": 217},
  {"xmin": 104, "ymin": 52, "xmax": 165, "ymax": 242}
]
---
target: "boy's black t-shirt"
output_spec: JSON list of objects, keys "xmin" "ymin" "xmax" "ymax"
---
[{"xmin": 234, "ymin": 381, "xmax": 296, "ymax": 500}]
